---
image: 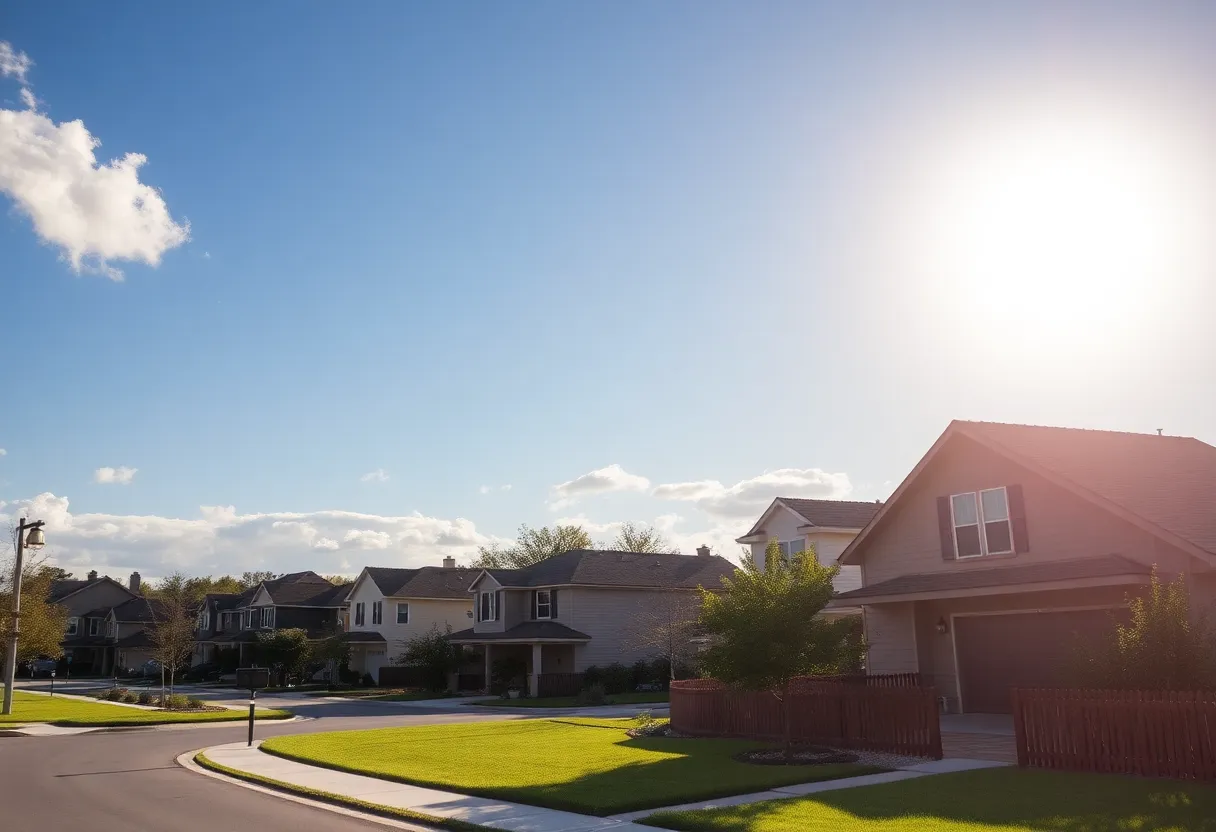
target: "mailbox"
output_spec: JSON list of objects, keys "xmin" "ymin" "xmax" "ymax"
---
[{"xmin": 235, "ymin": 667, "xmax": 270, "ymax": 691}]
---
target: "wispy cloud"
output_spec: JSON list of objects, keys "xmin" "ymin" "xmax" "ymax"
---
[
  {"xmin": 479, "ymin": 484, "xmax": 512, "ymax": 495},
  {"xmin": 0, "ymin": 40, "xmax": 189, "ymax": 280},
  {"xmin": 0, "ymin": 448, "xmax": 6, "ymax": 457},
  {"xmin": 93, "ymin": 466, "xmax": 137, "ymax": 485},
  {"xmin": 652, "ymin": 468, "xmax": 852, "ymax": 519},
  {"xmin": 360, "ymin": 468, "xmax": 390, "ymax": 483},
  {"xmin": 548, "ymin": 464, "xmax": 651, "ymax": 510}
]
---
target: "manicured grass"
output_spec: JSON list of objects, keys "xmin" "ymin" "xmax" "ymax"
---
[
  {"xmin": 260, "ymin": 718, "xmax": 882, "ymax": 815},
  {"xmin": 470, "ymin": 691, "xmax": 670, "ymax": 708},
  {"xmin": 314, "ymin": 688, "xmax": 451, "ymax": 702},
  {"xmin": 194, "ymin": 752, "xmax": 491, "ymax": 832},
  {"xmin": 640, "ymin": 767, "xmax": 1216, "ymax": 831},
  {"xmin": 0, "ymin": 691, "xmax": 292, "ymax": 726}
]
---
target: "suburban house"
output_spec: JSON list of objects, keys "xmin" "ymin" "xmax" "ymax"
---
[
  {"xmin": 449, "ymin": 548, "xmax": 736, "ymax": 695},
  {"xmin": 834, "ymin": 420, "xmax": 1216, "ymax": 714},
  {"xmin": 104, "ymin": 596, "xmax": 169, "ymax": 674},
  {"xmin": 343, "ymin": 557, "xmax": 478, "ymax": 681},
  {"xmin": 52, "ymin": 570, "xmax": 142, "ymax": 674},
  {"xmin": 735, "ymin": 497, "xmax": 883, "ymax": 613},
  {"xmin": 193, "ymin": 571, "xmax": 351, "ymax": 665}
]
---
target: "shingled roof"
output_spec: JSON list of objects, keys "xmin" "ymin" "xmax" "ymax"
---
[
  {"xmin": 260, "ymin": 572, "xmax": 351, "ymax": 606},
  {"xmin": 738, "ymin": 498, "xmax": 883, "ymax": 541},
  {"xmin": 111, "ymin": 597, "xmax": 172, "ymax": 623},
  {"xmin": 365, "ymin": 566, "xmax": 481, "ymax": 599},
  {"xmin": 449, "ymin": 621, "xmax": 592, "ymax": 642},
  {"xmin": 477, "ymin": 550, "xmax": 736, "ymax": 589}
]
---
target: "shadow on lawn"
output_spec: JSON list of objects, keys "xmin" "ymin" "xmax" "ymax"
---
[{"xmin": 643, "ymin": 768, "xmax": 1216, "ymax": 832}]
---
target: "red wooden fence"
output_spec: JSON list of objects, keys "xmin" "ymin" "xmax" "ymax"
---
[
  {"xmin": 1013, "ymin": 688, "xmax": 1216, "ymax": 781},
  {"xmin": 670, "ymin": 677, "xmax": 942, "ymax": 759}
]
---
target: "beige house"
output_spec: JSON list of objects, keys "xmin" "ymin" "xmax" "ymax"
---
[
  {"xmin": 835, "ymin": 420, "xmax": 1216, "ymax": 714},
  {"xmin": 343, "ymin": 559, "xmax": 478, "ymax": 680},
  {"xmin": 450, "ymin": 548, "xmax": 736, "ymax": 695}
]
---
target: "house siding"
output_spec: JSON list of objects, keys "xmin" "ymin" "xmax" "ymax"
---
[
  {"xmin": 346, "ymin": 574, "xmax": 472, "ymax": 663},
  {"xmin": 863, "ymin": 602, "xmax": 917, "ymax": 674},
  {"xmin": 565, "ymin": 587, "xmax": 701, "ymax": 670},
  {"xmin": 471, "ymin": 575, "xmax": 506, "ymax": 633},
  {"xmin": 60, "ymin": 582, "xmax": 134, "ymax": 618},
  {"xmin": 748, "ymin": 511, "xmax": 863, "ymax": 597},
  {"xmin": 859, "ymin": 435, "xmax": 1195, "ymax": 587}
]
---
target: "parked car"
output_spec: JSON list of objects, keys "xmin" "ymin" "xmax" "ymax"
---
[
  {"xmin": 182, "ymin": 662, "xmax": 223, "ymax": 683},
  {"xmin": 27, "ymin": 658, "xmax": 57, "ymax": 677}
]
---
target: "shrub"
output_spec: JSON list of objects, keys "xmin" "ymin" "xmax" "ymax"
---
[
  {"xmin": 576, "ymin": 683, "xmax": 607, "ymax": 706},
  {"xmin": 648, "ymin": 657, "xmax": 672, "ymax": 687},
  {"xmin": 164, "ymin": 693, "xmax": 190, "ymax": 710},
  {"xmin": 360, "ymin": 672, "xmax": 376, "ymax": 687},
  {"xmin": 601, "ymin": 662, "xmax": 632, "ymax": 694},
  {"xmin": 119, "ymin": 691, "xmax": 139, "ymax": 704},
  {"xmin": 490, "ymin": 656, "xmax": 527, "ymax": 694},
  {"xmin": 396, "ymin": 625, "xmax": 463, "ymax": 692},
  {"xmin": 582, "ymin": 665, "xmax": 603, "ymax": 689},
  {"xmin": 187, "ymin": 696, "xmax": 205, "ymax": 709},
  {"xmin": 137, "ymin": 691, "xmax": 154, "ymax": 705},
  {"xmin": 630, "ymin": 659, "xmax": 650, "ymax": 689}
]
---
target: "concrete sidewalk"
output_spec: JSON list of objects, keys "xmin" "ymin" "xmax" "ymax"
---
[{"xmin": 189, "ymin": 741, "xmax": 1009, "ymax": 831}]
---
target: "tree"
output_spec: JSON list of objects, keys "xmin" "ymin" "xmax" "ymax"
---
[
  {"xmin": 322, "ymin": 575, "xmax": 353, "ymax": 586},
  {"xmin": 1075, "ymin": 570, "xmax": 1216, "ymax": 690},
  {"xmin": 0, "ymin": 524, "xmax": 69, "ymax": 668},
  {"xmin": 307, "ymin": 624, "xmax": 350, "ymax": 683},
  {"xmin": 144, "ymin": 574, "xmax": 244, "ymax": 605},
  {"xmin": 610, "ymin": 522, "xmax": 680, "ymax": 554},
  {"xmin": 471, "ymin": 524, "xmax": 592, "ymax": 569},
  {"xmin": 240, "ymin": 571, "xmax": 277, "ymax": 590},
  {"xmin": 622, "ymin": 592, "xmax": 702, "ymax": 680},
  {"xmin": 697, "ymin": 540, "xmax": 866, "ymax": 758},
  {"xmin": 396, "ymin": 624, "xmax": 464, "ymax": 692},
  {"xmin": 255, "ymin": 628, "xmax": 312, "ymax": 686},
  {"xmin": 147, "ymin": 572, "xmax": 198, "ymax": 696}
]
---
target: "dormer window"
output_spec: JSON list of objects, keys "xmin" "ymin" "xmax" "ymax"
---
[
  {"xmin": 951, "ymin": 488, "xmax": 1013, "ymax": 558},
  {"xmin": 777, "ymin": 539, "xmax": 805, "ymax": 561},
  {"xmin": 478, "ymin": 590, "xmax": 496, "ymax": 622},
  {"xmin": 88, "ymin": 618, "xmax": 100, "ymax": 636},
  {"xmin": 260, "ymin": 607, "xmax": 275, "ymax": 628}
]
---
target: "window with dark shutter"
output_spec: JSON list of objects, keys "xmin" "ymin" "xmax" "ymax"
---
[
  {"xmin": 530, "ymin": 591, "xmax": 537, "ymax": 620},
  {"xmin": 494, "ymin": 590, "xmax": 502, "ymax": 621},
  {"xmin": 536, "ymin": 590, "xmax": 551, "ymax": 619},
  {"xmin": 937, "ymin": 496, "xmax": 956, "ymax": 560},
  {"xmin": 946, "ymin": 487, "xmax": 1016, "ymax": 558},
  {"xmin": 550, "ymin": 589, "xmax": 558, "ymax": 619}
]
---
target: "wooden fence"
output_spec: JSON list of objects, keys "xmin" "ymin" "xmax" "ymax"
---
[
  {"xmin": 1013, "ymin": 688, "xmax": 1216, "ymax": 780},
  {"xmin": 670, "ymin": 677, "xmax": 942, "ymax": 759},
  {"xmin": 821, "ymin": 673, "xmax": 922, "ymax": 689},
  {"xmin": 537, "ymin": 672, "xmax": 585, "ymax": 698}
]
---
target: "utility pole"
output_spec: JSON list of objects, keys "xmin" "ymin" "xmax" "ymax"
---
[{"xmin": 3, "ymin": 518, "xmax": 46, "ymax": 715}]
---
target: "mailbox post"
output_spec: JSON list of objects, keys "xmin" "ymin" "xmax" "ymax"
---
[
  {"xmin": 235, "ymin": 667, "xmax": 270, "ymax": 746},
  {"xmin": 49, "ymin": 670, "xmax": 55, "ymax": 697}
]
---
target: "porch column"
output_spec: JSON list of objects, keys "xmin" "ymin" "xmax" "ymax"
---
[
  {"xmin": 531, "ymin": 643, "xmax": 542, "ymax": 698},
  {"xmin": 484, "ymin": 644, "xmax": 492, "ymax": 694}
]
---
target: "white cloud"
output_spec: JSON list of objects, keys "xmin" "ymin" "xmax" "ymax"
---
[
  {"xmin": 652, "ymin": 468, "xmax": 852, "ymax": 519},
  {"xmin": 0, "ymin": 41, "xmax": 189, "ymax": 281},
  {"xmin": 360, "ymin": 468, "xmax": 389, "ymax": 483},
  {"xmin": 0, "ymin": 492, "xmax": 506, "ymax": 580},
  {"xmin": 479, "ymin": 484, "xmax": 512, "ymax": 495},
  {"xmin": 548, "ymin": 464, "xmax": 651, "ymax": 510},
  {"xmin": 93, "ymin": 466, "xmax": 137, "ymax": 485},
  {"xmin": 0, "ymin": 448, "xmax": 6, "ymax": 456},
  {"xmin": 202, "ymin": 251, "xmax": 211, "ymax": 259}
]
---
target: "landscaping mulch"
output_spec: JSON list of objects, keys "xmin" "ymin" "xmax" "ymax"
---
[{"xmin": 733, "ymin": 747, "xmax": 860, "ymax": 766}]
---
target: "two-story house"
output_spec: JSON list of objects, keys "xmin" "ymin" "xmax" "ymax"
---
[
  {"xmin": 834, "ymin": 420, "xmax": 1216, "ymax": 714},
  {"xmin": 51, "ymin": 570, "xmax": 142, "ymax": 674},
  {"xmin": 450, "ymin": 548, "xmax": 736, "ymax": 695},
  {"xmin": 343, "ymin": 557, "xmax": 479, "ymax": 681},
  {"xmin": 195, "ymin": 571, "xmax": 351, "ymax": 665},
  {"xmin": 104, "ymin": 596, "xmax": 170, "ymax": 674},
  {"xmin": 735, "ymin": 497, "xmax": 883, "ymax": 615}
]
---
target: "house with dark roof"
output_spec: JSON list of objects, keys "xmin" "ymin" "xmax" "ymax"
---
[
  {"xmin": 50, "ymin": 570, "xmax": 142, "ymax": 674},
  {"xmin": 449, "ymin": 548, "xmax": 736, "ymax": 695},
  {"xmin": 193, "ymin": 571, "xmax": 351, "ymax": 666},
  {"xmin": 735, "ymin": 498, "xmax": 884, "ymax": 602},
  {"xmin": 343, "ymin": 557, "xmax": 479, "ymax": 680},
  {"xmin": 834, "ymin": 420, "xmax": 1216, "ymax": 715},
  {"xmin": 103, "ymin": 596, "xmax": 172, "ymax": 674}
]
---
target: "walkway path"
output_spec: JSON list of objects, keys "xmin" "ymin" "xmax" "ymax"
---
[{"xmin": 188, "ymin": 741, "xmax": 1009, "ymax": 832}]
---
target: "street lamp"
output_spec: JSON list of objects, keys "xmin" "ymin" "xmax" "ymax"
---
[{"xmin": 2, "ymin": 518, "xmax": 46, "ymax": 715}]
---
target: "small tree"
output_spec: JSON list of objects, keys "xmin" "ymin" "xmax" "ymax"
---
[
  {"xmin": 610, "ymin": 523, "xmax": 680, "ymax": 554},
  {"xmin": 1075, "ymin": 570, "xmax": 1216, "ymax": 690},
  {"xmin": 396, "ymin": 625, "xmax": 463, "ymax": 692},
  {"xmin": 472, "ymin": 524, "xmax": 592, "ymax": 569},
  {"xmin": 255, "ymin": 628, "xmax": 312, "ymax": 686},
  {"xmin": 307, "ymin": 625, "xmax": 350, "ymax": 683},
  {"xmin": 0, "ymin": 525, "xmax": 69, "ymax": 669},
  {"xmin": 698, "ymin": 540, "xmax": 865, "ymax": 759},
  {"xmin": 622, "ymin": 592, "xmax": 702, "ymax": 681},
  {"xmin": 148, "ymin": 573, "xmax": 199, "ymax": 697}
]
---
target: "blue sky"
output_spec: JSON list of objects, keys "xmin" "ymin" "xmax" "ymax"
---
[{"xmin": 2, "ymin": 3, "xmax": 1215, "ymax": 579}]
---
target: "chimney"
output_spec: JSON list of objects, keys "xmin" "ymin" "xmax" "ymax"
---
[
  {"xmin": 87, "ymin": 569, "xmax": 98, "ymax": 581},
  {"xmin": 129, "ymin": 572, "xmax": 141, "ymax": 593},
  {"xmin": 441, "ymin": 556, "xmax": 456, "ymax": 569},
  {"xmin": 696, "ymin": 545, "xmax": 711, "ymax": 558}
]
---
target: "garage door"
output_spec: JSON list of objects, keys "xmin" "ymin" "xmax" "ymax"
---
[{"xmin": 955, "ymin": 609, "xmax": 1122, "ymax": 714}]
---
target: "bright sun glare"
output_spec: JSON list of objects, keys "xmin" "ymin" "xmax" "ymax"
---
[{"xmin": 922, "ymin": 114, "xmax": 1200, "ymax": 345}]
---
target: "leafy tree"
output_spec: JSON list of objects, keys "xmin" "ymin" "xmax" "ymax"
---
[
  {"xmin": 471, "ymin": 524, "xmax": 592, "ymax": 569},
  {"xmin": 1075, "ymin": 570, "xmax": 1216, "ymax": 690},
  {"xmin": 0, "ymin": 525, "xmax": 69, "ymax": 667},
  {"xmin": 255, "ymin": 628, "xmax": 312, "ymax": 686},
  {"xmin": 307, "ymin": 624, "xmax": 350, "ymax": 682},
  {"xmin": 147, "ymin": 572, "xmax": 199, "ymax": 696},
  {"xmin": 322, "ymin": 575, "xmax": 353, "ymax": 586},
  {"xmin": 145, "ymin": 574, "xmax": 244, "ymax": 604},
  {"xmin": 610, "ymin": 522, "xmax": 680, "ymax": 554},
  {"xmin": 698, "ymin": 540, "xmax": 866, "ymax": 758},
  {"xmin": 395, "ymin": 624, "xmax": 464, "ymax": 692},
  {"xmin": 240, "ymin": 571, "xmax": 278, "ymax": 590}
]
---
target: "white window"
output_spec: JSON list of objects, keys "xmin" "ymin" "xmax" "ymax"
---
[
  {"xmin": 372, "ymin": 601, "xmax": 382, "ymax": 625},
  {"xmin": 951, "ymin": 487, "xmax": 1013, "ymax": 558},
  {"xmin": 197, "ymin": 610, "xmax": 210, "ymax": 631},
  {"xmin": 535, "ymin": 590, "xmax": 552, "ymax": 620},
  {"xmin": 244, "ymin": 609, "xmax": 255, "ymax": 629},
  {"xmin": 88, "ymin": 618, "xmax": 100, "ymax": 636},
  {"xmin": 66, "ymin": 617, "xmax": 79, "ymax": 636},
  {"xmin": 354, "ymin": 602, "xmax": 365, "ymax": 627},
  {"xmin": 777, "ymin": 539, "xmax": 806, "ymax": 561},
  {"xmin": 261, "ymin": 607, "xmax": 275, "ymax": 628},
  {"xmin": 106, "ymin": 620, "xmax": 115, "ymax": 638},
  {"xmin": 396, "ymin": 603, "xmax": 409, "ymax": 624},
  {"xmin": 479, "ymin": 591, "xmax": 495, "ymax": 622}
]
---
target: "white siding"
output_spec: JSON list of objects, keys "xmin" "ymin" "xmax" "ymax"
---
[
  {"xmin": 863, "ymin": 603, "xmax": 918, "ymax": 673},
  {"xmin": 748, "ymin": 512, "xmax": 863, "ymax": 596}
]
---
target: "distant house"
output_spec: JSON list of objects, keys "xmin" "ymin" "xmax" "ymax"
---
[
  {"xmin": 835, "ymin": 420, "xmax": 1216, "ymax": 714},
  {"xmin": 51, "ymin": 570, "xmax": 142, "ymax": 675},
  {"xmin": 449, "ymin": 548, "xmax": 736, "ymax": 695},
  {"xmin": 105, "ymin": 596, "xmax": 170, "ymax": 674},
  {"xmin": 193, "ymin": 571, "xmax": 350, "ymax": 666},
  {"xmin": 343, "ymin": 557, "xmax": 478, "ymax": 681},
  {"xmin": 735, "ymin": 497, "xmax": 882, "ymax": 601}
]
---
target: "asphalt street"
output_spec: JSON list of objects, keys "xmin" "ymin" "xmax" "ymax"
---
[{"xmin": 0, "ymin": 686, "xmax": 513, "ymax": 831}]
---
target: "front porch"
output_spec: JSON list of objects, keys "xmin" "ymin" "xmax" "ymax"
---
[{"xmin": 449, "ymin": 622, "xmax": 590, "ymax": 696}]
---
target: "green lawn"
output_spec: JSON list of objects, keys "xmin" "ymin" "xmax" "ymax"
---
[
  {"xmin": 470, "ymin": 691, "xmax": 670, "ymax": 708},
  {"xmin": 316, "ymin": 689, "xmax": 450, "ymax": 702},
  {"xmin": 0, "ymin": 691, "xmax": 292, "ymax": 727},
  {"xmin": 260, "ymin": 717, "xmax": 882, "ymax": 815},
  {"xmin": 640, "ymin": 767, "xmax": 1216, "ymax": 832}
]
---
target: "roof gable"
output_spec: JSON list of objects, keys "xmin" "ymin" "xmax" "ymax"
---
[{"xmin": 739, "ymin": 498, "xmax": 883, "ymax": 540}]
